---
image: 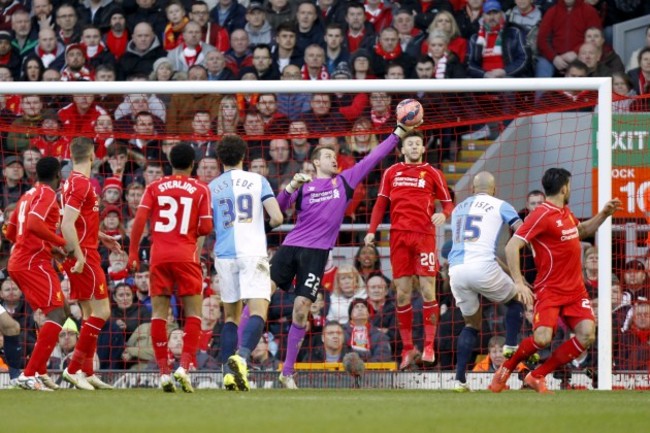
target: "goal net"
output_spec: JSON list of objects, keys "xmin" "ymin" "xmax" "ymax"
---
[{"xmin": 0, "ymin": 78, "xmax": 643, "ymax": 391}]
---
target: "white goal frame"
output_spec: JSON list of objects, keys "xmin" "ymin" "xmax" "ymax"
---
[{"xmin": 0, "ymin": 78, "xmax": 614, "ymax": 390}]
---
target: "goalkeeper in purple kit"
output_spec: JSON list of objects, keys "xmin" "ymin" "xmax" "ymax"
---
[{"xmin": 272, "ymin": 118, "xmax": 420, "ymax": 388}]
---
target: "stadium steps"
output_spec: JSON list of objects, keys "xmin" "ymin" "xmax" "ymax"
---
[
  {"xmin": 461, "ymin": 139, "xmax": 494, "ymax": 152},
  {"xmin": 443, "ymin": 139, "xmax": 495, "ymax": 187},
  {"xmin": 441, "ymin": 161, "xmax": 473, "ymax": 174},
  {"xmin": 444, "ymin": 173, "xmax": 464, "ymax": 184}
]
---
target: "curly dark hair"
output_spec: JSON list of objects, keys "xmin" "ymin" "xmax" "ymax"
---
[{"xmin": 217, "ymin": 135, "xmax": 247, "ymax": 167}]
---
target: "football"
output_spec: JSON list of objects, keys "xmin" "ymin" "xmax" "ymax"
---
[{"xmin": 396, "ymin": 99, "xmax": 423, "ymax": 126}]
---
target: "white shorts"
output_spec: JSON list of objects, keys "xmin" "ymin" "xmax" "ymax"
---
[
  {"xmin": 215, "ymin": 256, "xmax": 272, "ymax": 303},
  {"xmin": 449, "ymin": 261, "xmax": 516, "ymax": 316}
]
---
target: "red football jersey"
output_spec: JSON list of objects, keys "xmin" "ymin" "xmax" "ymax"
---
[
  {"xmin": 378, "ymin": 162, "xmax": 453, "ymax": 235},
  {"xmin": 140, "ymin": 175, "xmax": 212, "ymax": 264},
  {"xmin": 7, "ymin": 184, "xmax": 61, "ymax": 270},
  {"xmin": 62, "ymin": 171, "xmax": 100, "ymax": 249},
  {"xmin": 514, "ymin": 202, "xmax": 584, "ymax": 296}
]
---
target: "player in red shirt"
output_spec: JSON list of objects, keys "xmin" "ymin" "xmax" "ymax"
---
[
  {"xmin": 60, "ymin": 137, "xmax": 122, "ymax": 391},
  {"xmin": 4, "ymin": 157, "xmax": 67, "ymax": 391},
  {"xmin": 128, "ymin": 143, "xmax": 213, "ymax": 393},
  {"xmin": 491, "ymin": 168, "xmax": 621, "ymax": 393},
  {"xmin": 365, "ymin": 130, "xmax": 454, "ymax": 368}
]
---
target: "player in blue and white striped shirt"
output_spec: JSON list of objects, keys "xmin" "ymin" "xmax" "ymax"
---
[
  {"xmin": 209, "ymin": 135, "xmax": 283, "ymax": 391},
  {"xmin": 448, "ymin": 171, "xmax": 533, "ymax": 392}
]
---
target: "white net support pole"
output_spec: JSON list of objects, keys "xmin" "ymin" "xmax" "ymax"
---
[{"xmin": 596, "ymin": 78, "xmax": 613, "ymax": 391}]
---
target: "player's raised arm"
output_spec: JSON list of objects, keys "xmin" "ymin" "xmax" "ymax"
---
[
  {"xmin": 277, "ymin": 172, "xmax": 312, "ymax": 211},
  {"xmin": 577, "ymin": 198, "xmax": 622, "ymax": 239},
  {"xmin": 343, "ymin": 119, "xmax": 421, "ymax": 189}
]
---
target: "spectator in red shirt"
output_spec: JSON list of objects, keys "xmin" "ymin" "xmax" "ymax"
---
[
  {"xmin": 102, "ymin": 8, "xmax": 128, "ymax": 60},
  {"xmin": 31, "ymin": 111, "xmax": 68, "ymax": 160},
  {"xmin": 58, "ymin": 94, "xmax": 107, "ymax": 135},
  {"xmin": 535, "ymin": 0, "xmax": 601, "ymax": 77},
  {"xmin": 627, "ymin": 48, "xmax": 650, "ymax": 96},
  {"xmin": 370, "ymin": 27, "xmax": 415, "ymax": 77},
  {"xmin": 224, "ymin": 29, "xmax": 253, "ymax": 77},
  {"xmin": 364, "ymin": 0, "xmax": 392, "ymax": 33},
  {"xmin": 393, "ymin": 9, "xmax": 427, "ymax": 59},
  {"xmin": 60, "ymin": 44, "xmax": 94, "ymax": 82},
  {"xmin": 467, "ymin": 0, "xmax": 530, "ymax": 78},
  {"xmin": 81, "ymin": 25, "xmax": 117, "ymax": 72},
  {"xmin": 190, "ymin": 1, "xmax": 229, "ymax": 52},
  {"xmin": 162, "ymin": 0, "xmax": 189, "ymax": 51},
  {"xmin": 423, "ymin": 10, "xmax": 467, "ymax": 64},
  {"xmin": 256, "ymin": 93, "xmax": 290, "ymax": 134},
  {"xmin": 54, "ymin": 3, "xmax": 80, "ymax": 45},
  {"xmin": 345, "ymin": 2, "xmax": 375, "ymax": 54}
]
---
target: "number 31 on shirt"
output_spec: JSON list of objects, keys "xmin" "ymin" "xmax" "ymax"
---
[{"xmin": 155, "ymin": 196, "xmax": 193, "ymax": 235}]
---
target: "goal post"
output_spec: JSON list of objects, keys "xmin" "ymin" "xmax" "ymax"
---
[{"xmin": 0, "ymin": 78, "xmax": 617, "ymax": 390}]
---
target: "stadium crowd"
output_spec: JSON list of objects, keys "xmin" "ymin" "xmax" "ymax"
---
[{"xmin": 1, "ymin": 0, "xmax": 650, "ymax": 384}]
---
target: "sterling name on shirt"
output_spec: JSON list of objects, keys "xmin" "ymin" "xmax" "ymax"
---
[{"xmin": 157, "ymin": 179, "xmax": 198, "ymax": 194}]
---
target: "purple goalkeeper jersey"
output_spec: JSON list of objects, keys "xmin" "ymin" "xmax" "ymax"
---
[{"xmin": 277, "ymin": 133, "xmax": 400, "ymax": 250}]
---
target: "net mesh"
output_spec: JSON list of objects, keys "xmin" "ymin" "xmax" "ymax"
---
[{"xmin": 0, "ymin": 86, "xmax": 648, "ymax": 390}]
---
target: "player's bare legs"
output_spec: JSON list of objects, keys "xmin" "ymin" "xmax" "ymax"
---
[
  {"xmin": 395, "ymin": 276, "xmax": 439, "ymax": 368},
  {"xmin": 419, "ymin": 276, "xmax": 440, "ymax": 363},
  {"xmin": 454, "ymin": 307, "xmax": 481, "ymax": 392},
  {"xmin": 172, "ymin": 294, "xmax": 203, "ymax": 392},
  {"xmin": 150, "ymin": 296, "xmax": 176, "ymax": 392},
  {"xmin": 395, "ymin": 276, "xmax": 418, "ymax": 369},
  {"xmin": 65, "ymin": 298, "xmax": 111, "ymax": 387},
  {"xmin": 279, "ymin": 295, "xmax": 312, "ymax": 388},
  {"xmin": 225, "ymin": 298, "xmax": 270, "ymax": 391},
  {"xmin": 238, "ymin": 282, "xmax": 277, "ymax": 345},
  {"xmin": 222, "ymin": 301, "xmax": 243, "ymax": 363},
  {"xmin": 524, "ymin": 319, "xmax": 595, "ymax": 393},
  {"xmin": 0, "ymin": 309, "xmax": 21, "ymax": 380},
  {"xmin": 18, "ymin": 306, "xmax": 67, "ymax": 391}
]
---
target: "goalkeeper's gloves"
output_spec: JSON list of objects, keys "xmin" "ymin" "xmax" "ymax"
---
[{"xmin": 286, "ymin": 173, "xmax": 312, "ymax": 194}]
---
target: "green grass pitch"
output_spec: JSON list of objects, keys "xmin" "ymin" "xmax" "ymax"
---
[{"xmin": 2, "ymin": 389, "xmax": 649, "ymax": 433}]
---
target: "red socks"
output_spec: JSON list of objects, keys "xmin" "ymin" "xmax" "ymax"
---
[
  {"xmin": 423, "ymin": 300, "xmax": 440, "ymax": 348},
  {"xmin": 198, "ymin": 329, "xmax": 213, "ymax": 351},
  {"xmin": 533, "ymin": 337, "xmax": 585, "ymax": 378},
  {"xmin": 396, "ymin": 305, "xmax": 414, "ymax": 352},
  {"xmin": 68, "ymin": 316, "xmax": 105, "ymax": 375},
  {"xmin": 180, "ymin": 316, "xmax": 201, "ymax": 371},
  {"xmin": 151, "ymin": 318, "xmax": 171, "ymax": 374},
  {"xmin": 503, "ymin": 336, "xmax": 543, "ymax": 371},
  {"xmin": 24, "ymin": 321, "xmax": 61, "ymax": 377}
]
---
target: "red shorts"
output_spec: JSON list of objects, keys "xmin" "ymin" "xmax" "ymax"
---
[
  {"xmin": 10, "ymin": 264, "xmax": 63, "ymax": 315},
  {"xmin": 62, "ymin": 249, "xmax": 108, "ymax": 301},
  {"xmin": 533, "ymin": 291, "xmax": 595, "ymax": 330},
  {"xmin": 150, "ymin": 262, "xmax": 203, "ymax": 297},
  {"xmin": 390, "ymin": 231, "xmax": 437, "ymax": 279}
]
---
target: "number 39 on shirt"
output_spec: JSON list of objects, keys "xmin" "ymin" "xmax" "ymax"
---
[{"xmin": 218, "ymin": 194, "xmax": 253, "ymax": 228}]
